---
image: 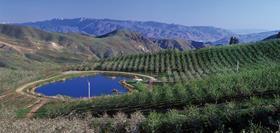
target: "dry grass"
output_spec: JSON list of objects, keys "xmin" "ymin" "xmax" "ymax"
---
[
  {"xmin": 0, "ymin": 109, "xmax": 145, "ymax": 133},
  {"xmin": 0, "ymin": 118, "xmax": 95, "ymax": 133},
  {"xmin": 0, "ymin": 104, "xmax": 17, "ymax": 119}
]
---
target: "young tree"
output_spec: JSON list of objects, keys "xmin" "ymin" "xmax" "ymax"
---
[
  {"xmin": 229, "ymin": 36, "xmax": 240, "ymax": 45},
  {"xmin": 277, "ymin": 32, "xmax": 280, "ymax": 38}
]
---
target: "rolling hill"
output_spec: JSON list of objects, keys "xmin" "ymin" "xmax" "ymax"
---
[
  {"xmin": 0, "ymin": 24, "xmax": 158, "ymax": 68},
  {"xmin": 152, "ymin": 39, "xmax": 205, "ymax": 51},
  {"xmin": 0, "ymin": 24, "xmax": 208, "ymax": 69},
  {"xmin": 93, "ymin": 39, "xmax": 280, "ymax": 81},
  {"xmin": 98, "ymin": 29, "xmax": 207, "ymax": 51}
]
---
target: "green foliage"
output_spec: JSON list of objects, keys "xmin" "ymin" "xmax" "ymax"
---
[
  {"xmin": 95, "ymin": 39, "xmax": 280, "ymax": 82},
  {"xmin": 37, "ymin": 64, "xmax": 280, "ymax": 120},
  {"xmin": 141, "ymin": 97, "xmax": 280, "ymax": 132},
  {"xmin": 16, "ymin": 108, "xmax": 31, "ymax": 118},
  {"xmin": 134, "ymin": 82, "xmax": 147, "ymax": 92}
]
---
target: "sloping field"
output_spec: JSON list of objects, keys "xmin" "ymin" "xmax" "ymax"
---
[
  {"xmin": 68, "ymin": 39, "xmax": 280, "ymax": 82},
  {"xmin": 36, "ymin": 39, "xmax": 280, "ymax": 132}
]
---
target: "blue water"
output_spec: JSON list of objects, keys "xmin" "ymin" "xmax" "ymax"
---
[{"xmin": 36, "ymin": 74, "xmax": 130, "ymax": 98}]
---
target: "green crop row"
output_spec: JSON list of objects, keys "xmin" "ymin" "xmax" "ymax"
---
[
  {"xmin": 66, "ymin": 39, "xmax": 280, "ymax": 83},
  {"xmin": 36, "ymin": 63, "xmax": 280, "ymax": 118},
  {"xmin": 141, "ymin": 96, "xmax": 280, "ymax": 132}
]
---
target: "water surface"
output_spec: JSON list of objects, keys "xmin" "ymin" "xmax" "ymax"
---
[{"xmin": 36, "ymin": 74, "xmax": 130, "ymax": 98}]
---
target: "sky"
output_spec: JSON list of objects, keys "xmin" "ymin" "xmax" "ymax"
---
[{"xmin": 0, "ymin": 0, "xmax": 280, "ymax": 30}]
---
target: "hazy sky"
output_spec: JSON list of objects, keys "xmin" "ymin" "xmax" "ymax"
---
[{"xmin": 1, "ymin": 0, "xmax": 280, "ymax": 30}]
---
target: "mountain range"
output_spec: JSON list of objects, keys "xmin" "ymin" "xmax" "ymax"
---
[
  {"xmin": 20, "ymin": 18, "xmax": 234, "ymax": 42},
  {"xmin": 19, "ymin": 18, "xmax": 279, "ymax": 44}
]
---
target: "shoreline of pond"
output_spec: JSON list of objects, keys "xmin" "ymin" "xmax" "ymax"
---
[{"xmin": 16, "ymin": 70, "xmax": 157, "ymax": 101}]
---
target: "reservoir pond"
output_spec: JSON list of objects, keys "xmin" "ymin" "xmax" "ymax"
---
[{"xmin": 36, "ymin": 74, "xmax": 131, "ymax": 98}]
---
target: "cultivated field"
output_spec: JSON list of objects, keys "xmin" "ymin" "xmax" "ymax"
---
[{"xmin": 29, "ymin": 39, "xmax": 280, "ymax": 132}]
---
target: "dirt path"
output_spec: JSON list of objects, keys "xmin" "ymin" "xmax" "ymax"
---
[
  {"xmin": 26, "ymin": 98, "xmax": 48, "ymax": 118},
  {"xmin": 0, "ymin": 92, "xmax": 13, "ymax": 101},
  {"xmin": 15, "ymin": 70, "xmax": 156, "ymax": 118},
  {"xmin": 25, "ymin": 99, "xmax": 41, "ymax": 109},
  {"xmin": 15, "ymin": 74, "xmax": 62, "ymax": 98},
  {"xmin": 0, "ymin": 40, "xmax": 33, "ymax": 54},
  {"xmin": 64, "ymin": 70, "xmax": 157, "ymax": 81}
]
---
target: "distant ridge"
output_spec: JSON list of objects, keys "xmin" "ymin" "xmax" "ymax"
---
[
  {"xmin": 18, "ymin": 18, "xmax": 279, "ymax": 45},
  {"xmin": 20, "ymin": 18, "xmax": 235, "ymax": 42},
  {"xmin": 97, "ymin": 29, "xmax": 206, "ymax": 51},
  {"xmin": 263, "ymin": 32, "xmax": 280, "ymax": 41},
  {"xmin": 212, "ymin": 30, "xmax": 280, "ymax": 45},
  {"xmin": 97, "ymin": 29, "xmax": 143, "ymax": 38}
]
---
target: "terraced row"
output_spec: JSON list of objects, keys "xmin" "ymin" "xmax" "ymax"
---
[
  {"xmin": 93, "ymin": 39, "xmax": 280, "ymax": 82},
  {"xmin": 36, "ymin": 64, "xmax": 280, "ymax": 117}
]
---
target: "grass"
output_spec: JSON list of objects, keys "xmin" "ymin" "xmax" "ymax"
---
[
  {"xmin": 0, "ymin": 70, "xmax": 46, "ymax": 96},
  {"xmin": 16, "ymin": 108, "xmax": 31, "ymax": 118},
  {"xmin": 0, "ymin": 117, "xmax": 96, "ymax": 132}
]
